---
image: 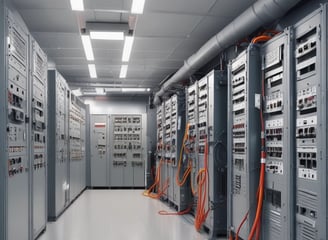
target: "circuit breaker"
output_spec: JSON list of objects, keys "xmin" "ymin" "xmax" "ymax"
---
[
  {"xmin": 260, "ymin": 30, "xmax": 295, "ymax": 239},
  {"xmin": 227, "ymin": 46, "xmax": 261, "ymax": 239},
  {"xmin": 47, "ymin": 70, "xmax": 70, "ymax": 220},
  {"xmin": 90, "ymin": 115, "xmax": 109, "ymax": 187},
  {"xmin": 69, "ymin": 94, "xmax": 87, "ymax": 201},
  {"xmin": 294, "ymin": 6, "xmax": 327, "ymax": 239},
  {"xmin": 110, "ymin": 115, "xmax": 145, "ymax": 187},
  {"xmin": 30, "ymin": 36, "xmax": 48, "ymax": 239}
]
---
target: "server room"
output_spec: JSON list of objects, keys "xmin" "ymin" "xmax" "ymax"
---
[{"xmin": 0, "ymin": 0, "xmax": 327, "ymax": 239}]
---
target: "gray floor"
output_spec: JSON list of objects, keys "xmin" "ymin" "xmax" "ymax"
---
[{"xmin": 39, "ymin": 190, "xmax": 224, "ymax": 240}]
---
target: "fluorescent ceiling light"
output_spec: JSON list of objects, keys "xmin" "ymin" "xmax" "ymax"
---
[
  {"xmin": 147, "ymin": 88, "xmax": 150, "ymax": 92},
  {"xmin": 131, "ymin": 0, "xmax": 145, "ymax": 14},
  {"xmin": 90, "ymin": 31, "xmax": 124, "ymax": 40},
  {"xmin": 70, "ymin": 0, "xmax": 84, "ymax": 11},
  {"xmin": 81, "ymin": 35, "xmax": 94, "ymax": 61},
  {"xmin": 88, "ymin": 64, "xmax": 97, "ymax": 78},
  {"xmin": 122, "ymin": 36, "xmax": 134, "ymax": 62},
  {"xmin": 96, "ymin": 88, "xmax": 105, "ymax": 95},
  {"xmin": 120, "ymin": 65, "xmax": 128, "ymax": 78},
  {"xmin": 122, "ymin": 88, "xmax": 146, "ymax": 92}
]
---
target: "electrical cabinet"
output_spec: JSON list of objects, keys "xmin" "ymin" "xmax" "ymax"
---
[
  {"xmin": 90, "ymin": 114, "xmax": 109, "ymax": 187},
  {"xmin": 90, "ymin": 114, "xmax": 147, "ymax": 187},
  {"xmin": 69, "ymin": 94, "xmax": 87, "ymax": 201},
  {"xmin": 260, "ymin": 30, "xmax": 295, "ymax": 239},
  {"xmin": 197, "ymin": 70, "xmax": 227, "ymax": 237},
  {"xmin": 30, "ymin": 36, "xmax": 48, "ymax": 239},
  {"xmin": 170, "ymin": 93, "xmax": 190, "ymax": 211},
  {"xmin": 156, "ymin": 104, "xmax": 165, "ymax": 194},
  {"xmin": 0, "ymin": 8, "xmax": 30, "ymax": 240},
  {"xmin": 111, "ymin": 114, "xmax": 146, "ymax": 187},
  {"xmin": 227, "ymin": 46, "xmax": 261, "ymax": 239},
  {"xmin": 47, "ymin": 70, "xmax": 70, "ymax": 220},
  {"xmin": 294, "ymin": 6, "xmax": 327, "ymax": 239},
  {"xmin": 186, "ymin": 83, "xmax": 199, "ymax": 198}
]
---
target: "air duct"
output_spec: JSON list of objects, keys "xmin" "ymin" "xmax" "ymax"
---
[{"xmin": 153, "ymin": 0, "xmax": 301, "ymax": 105}]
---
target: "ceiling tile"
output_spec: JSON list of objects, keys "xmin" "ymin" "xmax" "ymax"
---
[
  {"xmin": 145, "ymin": 0, "xmax": 216, "ymax": 15},
  {"xmin": 19, "ymin": 9, "xmax": 79, "ymax": 32},
  {"xmin": 133, "ymin": 37, "xmax": 183, "ymax": 53},
  {"xmin": 12, "ymin": 0, "xmax": 69, "ymax": 9},
  {"xmin": 44, "ymin": 48, "xmax": 85, "ymax": 58},
  {"xmin": 135, "ymin": 13, "xmax": 202, "ymax": 38},
  {"xmin": 94, "ymin": 12, "xmax": 122, "ymax": 22},
  {"xmin": 32, "ymin": 32, "xmax": 82, "ymax": 49}
]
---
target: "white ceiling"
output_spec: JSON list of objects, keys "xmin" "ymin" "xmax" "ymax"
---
[{"xmin": 12, "ymin": 0, "xmax": 256, "ymax": 92}]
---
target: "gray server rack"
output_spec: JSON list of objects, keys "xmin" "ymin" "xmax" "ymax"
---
[
  {"xmin": 69, "ymin": 94, "xmax": 87, "ymax": 201},
  {"xmin": 294, "ymin": 6, "xmax": 327, "ymax": 239},
  {"xmin": 187, "ymin": 83, "xmax": 199, "ymax": 199},
  {"xmin": 197, "ymin": 70, "xmax": 227, "ymax": 237},
  {"xmin": 47, "ymin": 70, "xmax": 70, "ymax": 220},
  {"xmin": 30, "ymin": 36, "xmax": 48, "ymax": 239},
  {"xmin": 0, "ymin": 7, "xmax": 30, "ymax": 240},
  {"xmin": 90, "ymin": 114, "xmax": 110, "ymax": 187},
  {"xmin": 260, "ymin": 30, "xmax": 295, "ymax": 239},
  {"xmin": 156, "ymin": 104, "xmax": 165, "ymax": 194},
  {"xmin": 227, "ymin": 46, "xmax": 261, "ymax": 239},
  {"xmin": 171, "ymin": 93, "xmax": 191, "ymax": 211}
]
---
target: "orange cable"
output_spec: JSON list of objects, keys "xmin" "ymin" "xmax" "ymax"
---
[{"xmin": 194, "ymin": 140, "xmax": 210, "ymax": 231}]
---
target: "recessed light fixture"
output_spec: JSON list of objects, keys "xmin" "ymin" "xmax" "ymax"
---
[
  {"xmin": 131, "ymin": 0, "xmax": 145, "ymax": 14},
  {"xmin": 120, "ymin": 65, "xmax": 128, "ymax": 78},
  {"xmin": 90, "ymin": 31, "xmax": 124, "ymax": 40},
  {"xmin": 81, "ymin": 35, "xmax": 94, "ymax": 61},
  {"xmin": 88, "ymin": 64, "xmax": 97, "ymax": 78},
  {"xmin": 122, "ymin": 36, "xmax": 134, "ymax": 62},
  {"xmin": 70, "ymin": 0, "xmax": 84, "ymax": 11},
  {"xmin": 122, "ymin": 88, "xmax": 147, "ymax": 92}
]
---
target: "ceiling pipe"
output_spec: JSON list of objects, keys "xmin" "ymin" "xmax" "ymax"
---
[{"xmin": 153, "ymin": 0, "xmax": 302, "ymax": 105}]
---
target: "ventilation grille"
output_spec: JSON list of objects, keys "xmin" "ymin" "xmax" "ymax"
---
[
  {"xmin": 297, "ymin": 222, "xmax": 317, "ymax": 240},
  {"xmin": 297, "ymin": 190, "xmax": 318, "ymax": 212},
  {"xmin": 263, "ymin": 208, "xmax": 282, "ymax": 239}
]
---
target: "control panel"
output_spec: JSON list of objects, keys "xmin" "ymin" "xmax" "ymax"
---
[
  {"xmin": 228, "ymin": 46, "xmax": 261, "ymax": 239},
  {"xmin": 294, "ymin": 7, "xmax": 327, "ymax": 239},
  {"xmin": 261, "ymin": 30, "xmax": 294, "ymax": 240}
]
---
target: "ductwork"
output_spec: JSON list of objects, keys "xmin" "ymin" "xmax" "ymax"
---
[{"xmin": 153, "ymin": 0, "xmax": 302, "ymax": 105}]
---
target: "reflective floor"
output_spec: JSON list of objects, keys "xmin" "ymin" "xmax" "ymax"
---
[{"xmin": 38, "ymin": 190, "xmax": 224, "ymax": 240}]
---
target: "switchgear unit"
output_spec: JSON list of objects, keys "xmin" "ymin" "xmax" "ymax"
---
[
  {"xmin": 90, "ymin": 115, "xmax": 109, "ymax": 187},
  {"xmin": 2, "ymin": 8, "xmax": 30, "ymax": 240},
  {"xmin": 111, "ymin": 115, "xmax": 145, "ymax": 187},
  {"xmin": 156, "ymin": 92, "xmax": 191, "ymax": 210},
  {"xmin": 47, "ymin": 70, "xmax": 70, "ymax": 220},
  {"xmin": 227, "ymin": 46, "xmax": 261, "ymax": 239},
  {"xmin": 261, "ymin": 30, "xmax": 295, "ymax": 239},
  {"xmin": 294, "ymin": 6, "xmax": 327, "ymax": 239},
  {"xmin": 90, "ymin": 114, "xmax": 147, "ymax": 187},
  {"xmin": 170, "ymin": 93, "xmax": 191, "ymax": 210},
  {"xmin": 31, "ymin": 36, "xmax": 48, "ymax": 239},
  {"xmin": 0, "ymin": 5, "xmax": 51, "ymax": 239},
  {"xmin": 197, "ymin": 70, "xmax": 227, "ymax": 237},
  {"xmin": 69, "ymin": 94, "xmax": 87, "ymax": 201}
]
